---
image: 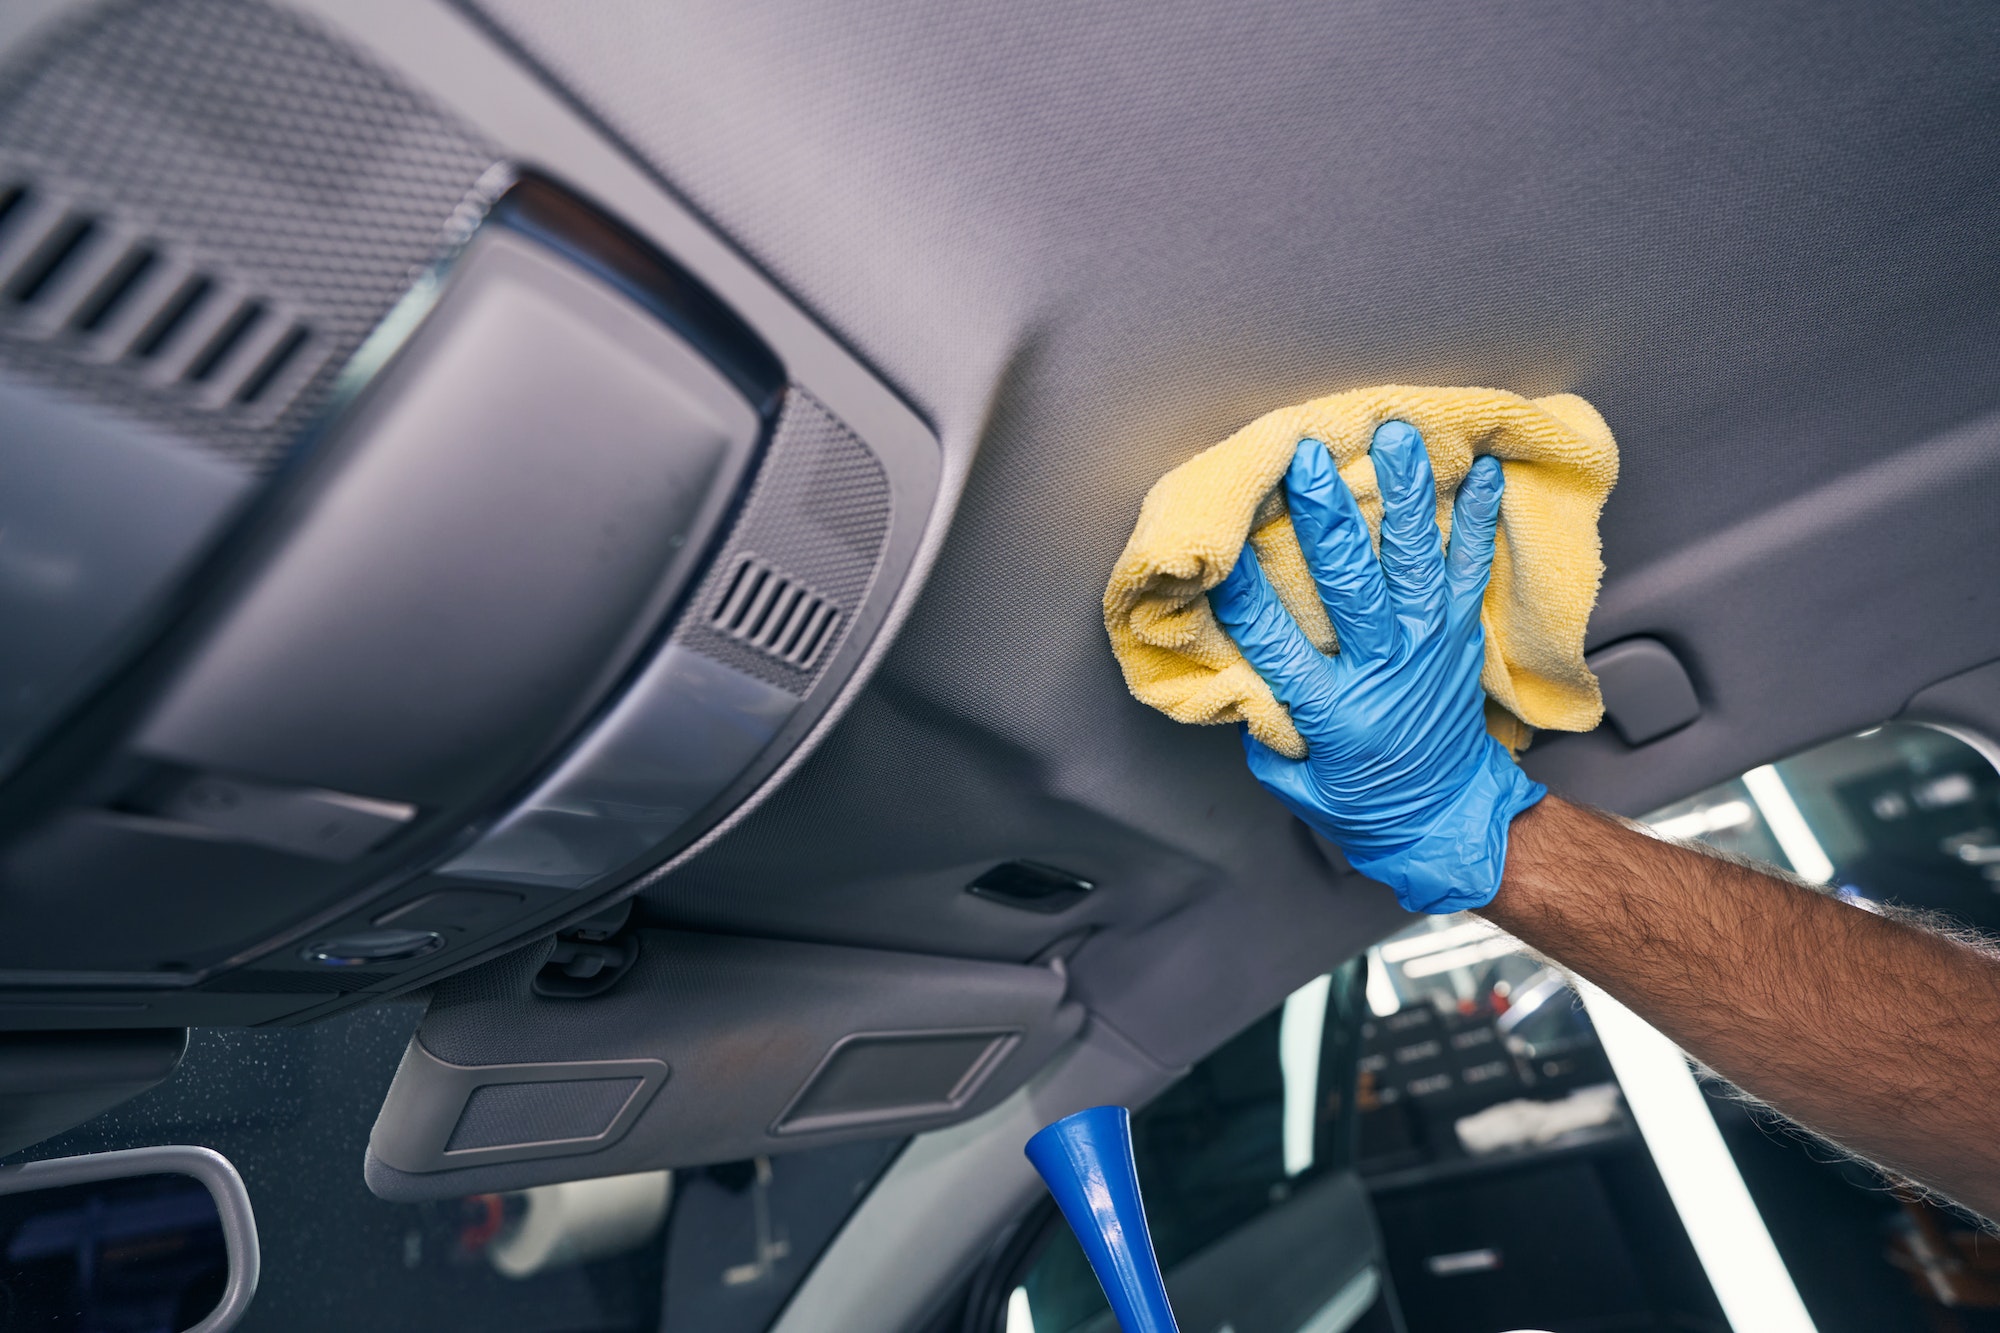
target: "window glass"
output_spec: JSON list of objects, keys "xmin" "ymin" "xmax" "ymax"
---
[
  {"xmin": 1353, "ymin": 916, "xmax": 1718, "ymax": 1333},
  {"xmin": 1356, "ymin": 722, "xmax": 2000, "ymax": 1333},
  {"xmin": 1636, "ymin": 722, "xmax": 2000, "ymax": 1331},
  {"xmin": 0, "ymin": 1172, "xmax": 229, "ymax": 1330},
  {"xmin": 1008, "ymin": 722, "xmax": 2000, "ymax": 1333},
  {"xmin": 1646, "ymin": 723, "xmax": 2000, "ymax": 933},
  {"xmin": 1356, "ymin": 919, "xmax": 1622, "ymax": 1181},
  {"xmin": 1013, "ymin": 962, "xmax": 1381, "ymax": 1333}
]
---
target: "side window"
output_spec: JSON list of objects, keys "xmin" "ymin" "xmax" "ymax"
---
[
  {"xmin": 1636, "ymin": 723, "xmax": 2000, "ymax": 1327},
  {"xmin": 1010, "ymin": 961, "xmax": 1390, "ymax": 1333},
  {"xmin": 1355, "ymin": 917, "xmax": 1711, "ymax": 1333},
  {"xmin": 1004, "ymin": 722, "xmax": 2000, "ymax": 1333},
  {"xmin": 1356, "ymin": 721, "xmax": 2000, "ymax": 1333},
  {"xmin": 1645, "ymin": 723, "xmax": 2000, "ymax": 932}
]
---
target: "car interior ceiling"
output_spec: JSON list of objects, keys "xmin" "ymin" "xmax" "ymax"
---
[{"xmin": 1, "ymin": 1, "xmax": 1998, "ymax": 1332}]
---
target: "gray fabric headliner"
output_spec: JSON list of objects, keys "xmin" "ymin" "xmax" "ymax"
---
[{"xmin": 470, "ymin": 0, "xmax": 2000, "ymax": 1064}]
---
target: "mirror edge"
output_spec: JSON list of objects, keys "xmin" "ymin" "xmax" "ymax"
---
[{"xmin": 0, "ymin": 1143, "xmax": 259, "ymax": 1333}]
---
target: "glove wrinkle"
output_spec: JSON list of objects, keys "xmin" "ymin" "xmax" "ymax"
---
[{"xmin": 1213, "ymin": 425, "xmax": 1549, "ymax": 913}]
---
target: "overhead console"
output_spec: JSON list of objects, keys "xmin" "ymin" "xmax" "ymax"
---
[{"xmin": 0, "ymin": 0, "xmax": 941, "ymax": 1028}]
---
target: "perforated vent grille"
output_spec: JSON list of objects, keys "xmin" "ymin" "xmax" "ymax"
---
[
  {"xmin": 674, "ymin": 389, "xmax": 892, "ymax": 692},
  {"xmin": 0, "ymin": 0, "xmax": 497, "ymax": 470},
  {"xmin": 0, "ymin": 178, "xmax": 324, "ymax": 418},
  {"xmin": 711, "ymin": 555, "xmax": 841, "ymax": 669}
]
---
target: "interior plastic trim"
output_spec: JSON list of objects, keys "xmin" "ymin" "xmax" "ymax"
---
[
  {"xmin": 767, "ymin": 1021, "xmax": 1182, "ymax": 1333},
  {"xmin": 0, "ymin": 376, "xmax": 251, "ymax": 783},
  {"xmin": 134, "ymin": 219, "xmax": 764, "ymax": 804},
  {"xmin": 0, "ymin": 0, "xmax": 944, "ymax": 1020},
  {"xmin": 366, "ymin": 930, "xmax": 1083, "ymax": 1200},
  {"xmin": 493, "ymin": 170, "xmax": 784, "ymax": 416},
  {"xmin": 1588, "ymin": 636, "xmax": 1702, "ymax": 747},
  {"xmin": 283, "ymin": 0, "xmax": 946, "ymax": 907},
  {"xmin": 1900, "ymin": 658, "xmax": 2000, "ymax": 777},
  {"xmin": 438, "ymin": 644, "xmax": 799, "ymax": 890},
  {"xmin": 1300, "ymin": 1265, "xmax": 1380, "ymax": 1333},
  {"xmin": 369, "ymin": 1041, "xmax": 669, "ymax": 1173},
  {"xmin": 0, "ymin": 1027, "xmax": 187, "ymax": 1156}
]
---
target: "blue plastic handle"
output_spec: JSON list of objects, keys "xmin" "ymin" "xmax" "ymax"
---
[{"xmin": 1023, "ymin": 1105, "xmax": 1180, "ymax": 1333}]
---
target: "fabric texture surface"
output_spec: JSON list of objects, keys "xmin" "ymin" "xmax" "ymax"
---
[
  {"xmin": 480, "ymin": 0, "xmax": 2000, "ymax": 993},
  {"xmin": 1104, "ymin": 386, "xmax": 1619, "ymax": 758}
]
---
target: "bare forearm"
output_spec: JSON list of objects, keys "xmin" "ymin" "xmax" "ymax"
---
[{"xmin": 1479, "ymin": 794, "xmax": 2000, "ymax": 1217}]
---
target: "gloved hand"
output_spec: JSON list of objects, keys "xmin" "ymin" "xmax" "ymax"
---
[{"xmin": 1209, "ymin": 421, "xmax": 1545, "ymax": 913}]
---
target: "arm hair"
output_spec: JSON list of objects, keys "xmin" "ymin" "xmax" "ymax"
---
[{"xmin": 1479, "ymin": 794, "xmax": 2000, "ymax": 1220}]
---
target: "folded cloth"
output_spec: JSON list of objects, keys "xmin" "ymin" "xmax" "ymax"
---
[{"xmin": 1103, "ymin": 385, "xmax": 1619, "ymax": 758}]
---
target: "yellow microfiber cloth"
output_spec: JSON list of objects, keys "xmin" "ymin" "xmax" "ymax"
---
[{"xmin": 1104, "ymin": 385, "xmax": 1619, "ymax": 758}]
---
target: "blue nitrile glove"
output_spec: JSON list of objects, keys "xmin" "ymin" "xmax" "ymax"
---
[{"xmin": 1209, "ymin": 421, "xmax": 1546, "ymax": 913}]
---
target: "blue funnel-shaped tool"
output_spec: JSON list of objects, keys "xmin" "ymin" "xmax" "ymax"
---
[{"xmin": 1024, "ymin": 1106, "xmax": 1180, "ymax": 1333}]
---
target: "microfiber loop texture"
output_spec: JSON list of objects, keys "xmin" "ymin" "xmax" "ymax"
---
[{"xmin": 1102, "ymin": 384, "xmax": 1620, "ymax": 760}]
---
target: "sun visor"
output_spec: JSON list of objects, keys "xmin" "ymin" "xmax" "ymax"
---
[{"xmin": 364, "ymin": 931, "xmax": 1084, "ymax": 1201}]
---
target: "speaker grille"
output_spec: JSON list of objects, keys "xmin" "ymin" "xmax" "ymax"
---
[
  {"xmin": 711, "ymin": 555, "xmax": 841, "ymax": 669},
  {"xmin": 0, "ymin": 0, "xmax": 497, "ymax": 470},
  {"xmin": 674, "ymin": 389, "xmax": 892, "ymax": 692},
  {"xmin": 445, "ymin": 1077, "xmax": 644, "ymax": 1153},
  {"xmin": 0, "ymin": 176, "xmax": 324, "ymax": 416}
]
